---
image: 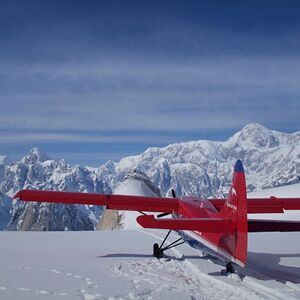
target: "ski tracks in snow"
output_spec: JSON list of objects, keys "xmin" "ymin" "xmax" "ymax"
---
[
  {"xmin": 105, "ymin": 229, "xmax": 259, "ymax": 300},
  {"xmin": 111, "ymin": 258, "xmax": 254, "ymax": 300},
  {"xmin": 1, "ymin": 265, "xmax": 98, "ymax": 299},
  {"xmin": 1, "ymin": 230, "xmax": 299, "ymax": 300},
  {"xmin": 131, "ymin": 229, "xmax": 300, "ymax": 300}
]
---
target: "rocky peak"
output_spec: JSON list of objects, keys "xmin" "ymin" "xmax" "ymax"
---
[{"xmin": 21, "ymin": 147, "xmax": 52, "ymax": 164}]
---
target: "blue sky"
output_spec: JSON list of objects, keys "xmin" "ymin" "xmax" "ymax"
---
[{"xmin": 1, "ymin": 0, "xmax": 300, "ymax": 166}]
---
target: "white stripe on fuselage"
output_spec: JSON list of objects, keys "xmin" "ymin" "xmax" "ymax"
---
[{"xmin": 179, "ymin": 230, "xmax": 244, "ymax": 267}]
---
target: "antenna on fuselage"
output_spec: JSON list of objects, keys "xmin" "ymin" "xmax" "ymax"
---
[{"xmin": 171, "ymin": 189, "xmax": 176, "ymax": 198}]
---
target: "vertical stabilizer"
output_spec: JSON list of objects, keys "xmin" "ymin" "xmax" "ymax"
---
[{"xmin": 220, "ymin": 160, "xmax": 248, "ymax": 266}]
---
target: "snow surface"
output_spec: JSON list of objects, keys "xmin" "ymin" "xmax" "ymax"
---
[
  {"xmin": 1, "ymin": 183, "xmax": 300, "ymax": 299},
  {"xmin": 0, "ymin": 229, "xmax": 299, "ymax": 300}
]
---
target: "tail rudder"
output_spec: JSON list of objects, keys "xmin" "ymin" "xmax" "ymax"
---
[{"xmin": 220, "ymin": 160, "xmax": 248, "ymax": 266}]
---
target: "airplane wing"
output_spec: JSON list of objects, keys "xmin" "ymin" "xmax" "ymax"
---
[
  {"xmin": 14, "ymin": 190, "xmax": 300, "ymax": 215},
  {"xmin": 210, "ymin": 196, "xmax": 300, "ymax": 233},
  {"xmin": 210, "ymin": 197, "xmax": 300, "ymax": 213},
  {"xmin": 14, "ymin": 190, "xmax": 179, "ymax": 214}
]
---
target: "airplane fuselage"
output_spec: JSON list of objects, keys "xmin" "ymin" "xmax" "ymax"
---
[{"xmin": 176, "ymin": 197, "xmax": 236, "ymax": 264}]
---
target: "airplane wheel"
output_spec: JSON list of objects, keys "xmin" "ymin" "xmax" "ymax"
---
[
  {"xmin": 226, "ymin": 262, "xmax": 235, "ymax": 274},
  {"xmin": 221, "ymin": 262, "xmax": 235, "ymax": 275},
  {"xmin": 153, "ymin": 243, "xmax": 160, "ymax": 258}
]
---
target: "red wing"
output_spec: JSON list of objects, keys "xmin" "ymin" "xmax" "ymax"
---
[
  {"xmin": 247, "ymin": 197, "xmax": 300, "ymax": 213},
  {"xmin": 15, "ymin": 190, "xmax": 300, "ymax": 215},
  {"xmin": 210, "ymin": 197, "xmax": 300, "ymax": 213},
  {"xmin": 14, "ymin": 190, "xmax": 179, "ymax": 214}
]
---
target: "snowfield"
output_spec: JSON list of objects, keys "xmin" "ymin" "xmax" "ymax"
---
[
  {"xmin": 0, "ymin": 229, "xmax": 299, "ymax": 300},
  {"xmin": 0, "ymin": 184, "xmax": 300, "ymax": 299}
]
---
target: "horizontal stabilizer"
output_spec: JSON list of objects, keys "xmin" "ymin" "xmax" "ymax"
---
[
  {"xmin": 136, "ymin": 215, "xmax": 234, "ymax": 232},
  {"xmin": 249, "ymin": 220, "xmax": 300, "ymax": 232}
]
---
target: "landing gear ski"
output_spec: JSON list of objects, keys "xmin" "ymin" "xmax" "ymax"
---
[{"xmin": 153, "ymin": 243, "xmax": 164, "ymax": 258}]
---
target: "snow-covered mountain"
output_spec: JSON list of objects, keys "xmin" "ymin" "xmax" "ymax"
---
[
  {"xmin": 97, "ymin": 170, "xmax": 161, "ymax": 231},
  {"xmin": 1, "ymin": 123, "xmax": 300, "ymax": 231},
  {"xmin": 111, "ymin": 123, "xmax": 300, "ymax": 198},
  {"xmin": 2, "ymin": 148, "xmax": 111, "ymax": 231}
]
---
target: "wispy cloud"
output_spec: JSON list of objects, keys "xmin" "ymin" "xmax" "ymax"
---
[
  {"xmin": 1, "ymin": 1, "xmax": 300, "ymax": 165},
  {"xmin": 1, "ymin": 56, "xmax": 300, "ymax": 135},
  {"xmin": 0, "ymin": 130, "xmax": 198, "ymax": 144}
]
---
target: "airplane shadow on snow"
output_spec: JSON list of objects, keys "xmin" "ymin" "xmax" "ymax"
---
[
  {"xmin": 97, "ymin": 253, "xmax": 153, "ymax": 259},
  {"xmin": 239, "ymin": 252, "xmax": 300, "ymax": 284}
]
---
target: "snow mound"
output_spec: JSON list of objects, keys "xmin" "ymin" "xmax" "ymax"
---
[{"xmin": 98, "ymin": 170, "xmax": 161, "ymax": 230}]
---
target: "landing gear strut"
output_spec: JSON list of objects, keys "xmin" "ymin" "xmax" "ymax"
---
[
  {"xmin": 153, "ymin": 230, "xmax": 185, "ymax": 258},
  {"xmin": 152, "ymin": 189, "xmax": 183, "ymax": 259}
]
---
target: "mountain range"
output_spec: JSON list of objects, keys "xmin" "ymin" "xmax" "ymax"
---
[{"xmin": 0, "ymin": 123, "xmax": 299, "ymax": 231}]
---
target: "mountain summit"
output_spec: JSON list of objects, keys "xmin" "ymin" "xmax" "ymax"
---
[
  {"xmin": 228, "ymin": 123, "xmax": 300, "ymax": 148},
  {"xmin": 21, "ymin": 147, "xmax": 52, "ymax": 164},
  {"xmin": 228, "ymin": 123, "xmax": 279, "ymax": 147}
]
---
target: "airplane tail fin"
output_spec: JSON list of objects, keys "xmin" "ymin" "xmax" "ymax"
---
[{"xmin": 219, "ymin": 160, "xmax": 248, "ymax": 267}]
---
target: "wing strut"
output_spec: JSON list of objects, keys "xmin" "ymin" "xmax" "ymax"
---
[{"xmin": 153, "ymin": 230, "xmax": 185, "ymax": 258}]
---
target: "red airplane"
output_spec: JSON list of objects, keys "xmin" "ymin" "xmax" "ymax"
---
[{"xmin": 14, "ymin": 160, "xmax": 300, "ymax": 274}]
